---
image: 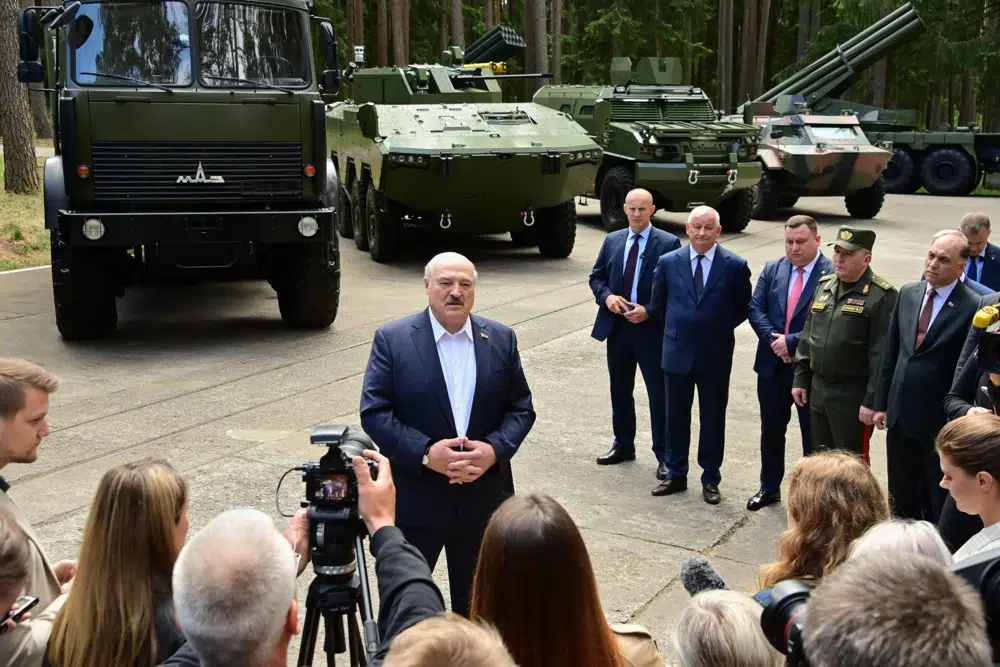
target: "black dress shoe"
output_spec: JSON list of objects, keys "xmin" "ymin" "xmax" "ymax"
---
[
  {"xmin": 656, "ymin": 462, "xmax": 668, "ymax": 480},
  {"xmin": 746, "ymin": 489, "xmax": 781, "ymax": 511},
  {"xmin": 651, "ymin": 477, "xmax": 687, "ymax": 496},
  {"xmin": 703, "ymin": 484, "xmax": 721, "ymax": 505},
  {"xmin": 596, "ymin": 448, "xmax": 636, "ymax": 465}
]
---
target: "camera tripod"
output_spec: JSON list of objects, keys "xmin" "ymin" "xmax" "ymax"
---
[{"xmin": 297, "ymin": 535, "xmax": 379, "ymax": 667}]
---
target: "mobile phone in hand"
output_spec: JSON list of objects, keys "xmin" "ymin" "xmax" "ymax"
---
[{"xmin": 1, "ymin": 596, "xmax": 38, "ymax": 627}]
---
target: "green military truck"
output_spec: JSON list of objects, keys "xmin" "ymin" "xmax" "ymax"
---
[
  {"xmin": 533, "ymin": 57, "xmax": 762, "ymax": 233},
  {"xmin": 15, "ymin": 0, "xmax": 344, "ymax": 340}
]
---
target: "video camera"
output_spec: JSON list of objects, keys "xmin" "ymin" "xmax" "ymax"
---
[{"xmin": 974, "ymin": 305, "xmax": 1000, "ymax": 374}]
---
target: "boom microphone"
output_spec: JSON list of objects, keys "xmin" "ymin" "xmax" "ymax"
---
[{"xmin": 680, "ymin": 556, "xmax": 729, "ymax": 596}]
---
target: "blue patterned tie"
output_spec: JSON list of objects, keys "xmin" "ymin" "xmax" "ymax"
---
[{"xmin": 694, "ymin": 255, "xmax": 705, "ymax": 300}]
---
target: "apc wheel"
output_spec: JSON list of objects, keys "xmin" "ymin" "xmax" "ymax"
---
[
  {"xmin": 274, "ymin": 242, "xmax": 341, "ymax": 328},
  {"xmin": 750, "ymin": 169, "xmax": 781, "ymax": 220},
  {"xmin": 920, "ymin": 147, "xmax": 976, "ymax": 196},
  {"xmin": 778, "ymin": 196, "xmax": 799, "ymax": 209},
  {"xmin": 598, "ymin": 165, "xmax": 634, "ymax": 232},
  {"xmin": 535, "ymin": 200, "xmax": 577, "ymax": 258},
  {"xmin": 350, "ymin": 178, "xmax": 368, "ymax": 251},
  {"xmin": 366, "ymin": 182, "xmax": 401, "ymax": 263},
  {"xmin": 50, "ymin": 234, "xmax": 118, "ymax": 341},
  {"xmin": 882, "ymin": 148, "xmax": 918, "ymax": 194},
  {"xmin": 337, "ymin": 185, "xmax": 354, "ymax": 239},
  {"xmin": 845, "ymin": 176, "xmax": 886, "ymax": 219},
  {"xmin": 717, "ymin": 188, "xmax": 753, "ymax": 233}
]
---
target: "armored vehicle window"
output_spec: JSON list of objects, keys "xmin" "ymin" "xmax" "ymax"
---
[
  {"xmin": 579, "ymin": 105, "xmax": 595, "ymax": 116},
  {"xmin": 767, "ymin": 125, "xmax": 806, "ymax": 142},
  {"xmin": 808, "ymin": 126, "xmax": 862, "ymax": 142},
  {"xmin": 560, "ymin": 104, "xmax": 572, "ymax": 113},
  {"xmin": 72, "ymin": 1, "xmax": 192, "ymax": 86},
  {"xmin": 196, "ymin": 2, "xmax": 309, "ymax": 87}
]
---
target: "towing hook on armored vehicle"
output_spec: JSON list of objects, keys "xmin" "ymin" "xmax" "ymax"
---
[
  {"xmin": 522, "ymin": 209, "xmax": 535, "ymax": 227},
  {"xmin": 727, "ymin": 170, "xmax": 738, "ymax": 185},
  {"xmin": 439, "ymin": 211, "xmax": 453, "ymax": 230},
  {"xmin": 688, "ymin": 170, "xmax": 700, "ymax": 185}
]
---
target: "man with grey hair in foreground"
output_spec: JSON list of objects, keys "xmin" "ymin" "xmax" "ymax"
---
[{"xmin": 802, "ymin": 553, "xmax": 992, "ymax": 667}]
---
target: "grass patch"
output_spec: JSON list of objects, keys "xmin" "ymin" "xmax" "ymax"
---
[{"xmin": 0, "ymin": 154, "xmax": 48, "ymax": 271}]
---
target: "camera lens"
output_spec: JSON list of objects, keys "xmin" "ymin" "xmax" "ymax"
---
[{"xmin": 760, "ymin": 579, "xmax": 812, "ymax": 653}]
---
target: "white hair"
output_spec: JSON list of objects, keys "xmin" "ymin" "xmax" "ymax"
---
[
  {"xmin": 173, "ymin": 508, "xmax": 297, "ymax": 667},
  {"xmin": 674, "ymin": 590, "xmax": 783, "ymax": 667},
  {"xmin": 424, "ymin": 252, "xmax": 477, "ymax": 282},
  {"xmin": 849, "ymin": 519, "xmax": 952, "ymax": 566},
  {"xmin": 687, "ymin": 205, "xmax": 721, "ymax": 226}
]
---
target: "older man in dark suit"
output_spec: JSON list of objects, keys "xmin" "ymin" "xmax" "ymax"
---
[
  {"xmin": 960, "ymin": 211, "xmax": 1000, "ymax": 292},
  {"xmin": 590, "ymin": 188, "xmax": 681, "ymax": 479},
  {"xmin": 359, "ymin": 252, "xmax": 535, "ymax": 616},
  {"xmin": 873, "ymin": 230, "xmax": 979, "ymax": 522},
  {"xmin": 746, "ymin": 216, "xmax": 834, "ymax": 511},
  {"xmin": 648, "ymin": 205, "xmax": 752, "ymax": 504}
]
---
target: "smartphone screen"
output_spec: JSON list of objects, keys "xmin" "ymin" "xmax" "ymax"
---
[{"xmin": 1, "ymin": 596, "xmax": 38, "ymax": 625}]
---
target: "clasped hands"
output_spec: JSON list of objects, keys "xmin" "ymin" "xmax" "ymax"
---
[
  {"xmin": 770, "ymin": 333, "xmax": 793, "ymax": 363},
  {"xmin": 605, "ymin": 295, "xmax": 648, "ymax": 323},
  {"xmin": 426, "ymin": 437, "xmax": 497, "ymax": 484}
]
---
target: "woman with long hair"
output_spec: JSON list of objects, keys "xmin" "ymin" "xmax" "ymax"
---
[
  {"xmin": 469, "ymin": 493, "xmax": 664, "ymax": 667},
  {"xmin": 45, "ymin": 459, "xmax": 189, "ymax": 667},
  {"xmin": 755, "ymin": 450, "xmax": 889, "ymax": 603}
]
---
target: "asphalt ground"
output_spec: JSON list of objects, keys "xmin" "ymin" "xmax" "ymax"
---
[{"xmin": 1, "ymin": 192, "xmax": 993, "ymax": 665}]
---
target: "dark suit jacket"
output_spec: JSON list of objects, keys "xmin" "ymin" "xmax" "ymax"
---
[
  {"xmin": 954, "ymin": 291, "xmax": 1000, "ymax": 383},
  {"xmin": 359, "ymin": 309, "xmax": 536, "ymax": 528},
  {"xmin": 944, "ymin": 349, "xmax": 991, "ymax": 422},
  {"xmin": 748, "ymin": 253, "xmax": 834, "ymax": 377},
  {"xmin": 650, "ymin": 245, "xmax": 753, "ymax": 374},
  {"xmin": 589, "ymin": 226, "xmax": 682, "ymax": 341},
  {"xmin": 874, "ymin": 281, "xmax": 979, "ymax": 440},
  {"xmin": 970, "ymin": 241, "xmax": 1000, "ymax": 292}
]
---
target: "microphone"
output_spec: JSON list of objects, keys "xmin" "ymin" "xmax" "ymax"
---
[{"xmin": 680, "ymin": 556, "xmax": 729, "ymax": 596}]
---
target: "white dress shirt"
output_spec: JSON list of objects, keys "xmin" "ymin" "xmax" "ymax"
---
[
  {"xmin": 919, "ymin": 280, "xmax": 958, "ymax": 329},
  {"xmin": 787, "ymin": 253, "xmax": 820, "ymax": 302},
  {"xmin": 429, "ymin": 312, "xmax": 477, "ymax": 438},
  {"xmin": 954, "ymin": 521, "xmax": 1000, "ymax": 562},
  {"xmin": 689, "ymin": 243, "xmax": 718, "ymax": 277},
  {"xmin": 623, "ymin": 225, "xmax": 651, "ymax": 303}
]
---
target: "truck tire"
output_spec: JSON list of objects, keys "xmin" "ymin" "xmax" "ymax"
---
[
  {"xmin": 338, "ymin": 185, "xmax": 354, "ymax": 239},
  {"xmin": 50, "ymin": 235, "xmax": 118, "ymax": 340},
  {"xmin": 350, "ymin": 178, "xmax": 368, "ymax": 251},
  {"xmin": 717, "ymin": 188, "xmax": 753, "ymax": 233},
  {"xmin": 535, "ymin": 200, "xmax": 577, "ymax": 258},
  {"xmin": 778, "ymin": 196, "xmax": 799, "ymax": 209},
  {"xmin": 883, "ymin": 148, "xmax": 918, "ymax": 194},
  {"xmin": 275, "ymin": 242, "xmax": 340, "ymax": 328},
  {"xmin": 598, "ymin": 165, "xmax": 634, "ymax": 232},
  {"xmin": 920, "ymin": 147, "xmax": 976, "ymax": 196},
  {"xmin": 750, "ymin": 169, "xmax": 781, "ymax": 220},
  {"xmin": 844, "ymin": 176, "xmax": 886, "ymax": 219},
  {"xmin": 366, "ymin": 182, "xmax": 401, "ymax": 263}
]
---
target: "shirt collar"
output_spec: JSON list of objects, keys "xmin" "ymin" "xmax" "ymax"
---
[
  {"xmin": 630, "ymin": 224, "xmax": 652, "ymax": 242},
  {"xmin": 927, "ymin": 280, "xmax": 958, "ymax": 300},
  {"xmin": 689, "ymin": 244, "xmax": 718, "ymax": 261},
  {"xmin": 429, "ymin": 311, "xmax": 473, "ymax": 342}
]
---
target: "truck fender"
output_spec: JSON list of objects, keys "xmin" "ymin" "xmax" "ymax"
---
[
  {"xmin": 43, "ymin": 156, "xmax": 69, "ymax": 230},
  {"xmin": 323, "ymin": 158, "xmax": 341, "ymax": 228},
  {"xmin": 758, "ymin": 153, "xmax": 782, "ymax": 170}
]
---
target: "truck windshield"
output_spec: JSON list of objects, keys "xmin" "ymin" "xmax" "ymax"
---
[
  {"xmin": 809, "ymin": 126, "xmax": 861, "ymax": 141},
  {"xmin": 196, "ymin": 2, "xmax": 309, "ymax": 87},
  {"xmin": 72, "ymin": 1, "xmax": 192, "ymax": 86}
]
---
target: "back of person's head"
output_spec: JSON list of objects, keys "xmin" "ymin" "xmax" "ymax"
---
[
  {"xmin": 470, "ymin": 493, "xmax": 625, "ymax": 667},
  {"xmin": 759, "ymin": 451, "xmax": 888, "ymax": 590},
  {"xmin": 849, "ymin": 519, "xmax": 951, "ymax": 565},
  {"xmin": 383, "ymin": 612, "xmax": 517, "ymax": 667},
  {"xmin": 173, "ymin": 508, "xmax": 298, "ymax": 667},
  {"xmin": 0, "ymin": 509, "xmax": 30, "ymax": 613},
  {"xmin": 803, "ymin": 553, "xmax": 992, "ymax": 667},
  {"xmin": 48, "ymin": 459, "xmax": 188, "ymax": 667},
  {"xmin": 674, "ymin": 590, "xmax": 782, "ymax": 667}
]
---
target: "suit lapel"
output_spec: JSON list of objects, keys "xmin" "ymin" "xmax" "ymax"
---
[
  {"xmin": 920, "ymin": 284, "xmax": 968, "ymax": 350},
  {"xmin": 411, "ymin": 310, "xmax": 457, "ymax": 434},
  {"xmin": 677, "ymin": 251, "xmax": 696, "ymax": 300},
  {"xmin": 609, "ymin": 231, "xmax": 627, "ymax": 296},
  {"xmin": 468, "ymin": 317, "xmax": 492, "ymax": 432},
  {"xmin": 902, "ymin": 284, "xmax": 923, "ymax": 351},
  {"xmin": 775, "ymin": 258, "xmax": 790, "ymax": 316},
  {"xmin": 701, "ymin": 246, "xmax": 727, "ymax": 298},
  {"xmin": 638, "ymin": 232, "xmax": 659, "ymax": 284}
]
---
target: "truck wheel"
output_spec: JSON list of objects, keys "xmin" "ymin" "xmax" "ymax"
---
[
  {"xmin": 920, "ymin": 147, "xmax": 976, "ymax": 196},
  {"xmin": 338, "ymin": 185, "xmax": 354, "ymax": 239},
  {"xmin": 778, "ymin": 196, "xmax": 799, "ymax": 209},
  {"xmin": 882, "ymin": 148, "xmax": 918, "ymax": 194},
  {"xmin": 598, "ymin": 165, "xmax": 634, "ymax": 232},
  {"xmin": 50, "ymin": 235, "xmax": 118, "ymax": 340},
  {"xmin": 534, "ymin": 200, "xmax": 577, "ymax": 258},
  {"xmin": 350, "ymin": 178, "xmax": 368, "ymax": 251},
  {"xmin": 717, "ymin": 188, "xmax": 753, "ymax": 233},
  {"xmin": 844, "ymin": 176, "xmax": 886, "ymax": 219},
  {"xmin": 366, "ymin": 182, "xmax": 401, "ymax": 263},
  {"xmin": 750, "ymin": 169, "xmax": 781, "ymax": 220},
  {"xmin": 275, "ymin": 242, "xmax": 340, "ymax": 328}
]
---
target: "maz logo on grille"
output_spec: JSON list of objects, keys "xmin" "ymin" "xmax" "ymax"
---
[{"xmin": 177, "ymin": 162, "xmax": 225, "ymax": 184}]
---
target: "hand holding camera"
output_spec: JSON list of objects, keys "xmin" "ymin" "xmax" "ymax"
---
[{"xmin": 353, "ymin": 450, "xmax": 395, "ymax": 537}]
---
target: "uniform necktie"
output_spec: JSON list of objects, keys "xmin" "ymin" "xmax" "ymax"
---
[
  {"xmin": 785, "ymin": 267, "xmax": 804, "ymax": 334},
  {"xmin": 620, "ymin": 234, "xmax": 640, "ymax": 300},
  {"xmin": 694, "ymin": 254, "xmax": 705, "ymax": 300},
  {"xmin": 915, "ymin": 288, "xmax": 936, "ymax": 348}
]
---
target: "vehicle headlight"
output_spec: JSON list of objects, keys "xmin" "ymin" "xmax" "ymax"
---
[
  {"xmin": 738, "ymin": 145, "xmax": 750, "ymax": 159},
  {"xmin": 654, "ymin": 147, "xmax": 665, "ymax": 158},
  {"xmin": 297, "ymin": 216, "xmax": 319, "ymax": 237},
  {"xmin": 82, "ymin": 218, "xmax": 105, "ymax": 241}
]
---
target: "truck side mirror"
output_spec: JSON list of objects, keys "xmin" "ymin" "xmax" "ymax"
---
[
  {"xmin": 320, "ymin": 22, "xmax": 340, "ymax": 73},
  {"xmin": 321, "ymin": 69, "xmax": 341, "ymax": 95},
  {"xmin": 18, "ymin": 8, "xmax": 39, "ymax": 63},
  {"xmin": 357, "ymin": 103, "xmax": 379, "ymax": 139},
  {"xmin": 43, "ymin": 1, "xmax": 80, "ymax": 29}
]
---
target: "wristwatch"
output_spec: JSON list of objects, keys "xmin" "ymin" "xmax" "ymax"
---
[{"xmin": 422, "ymin": 444, "xmax": 431, "ymax": 467}]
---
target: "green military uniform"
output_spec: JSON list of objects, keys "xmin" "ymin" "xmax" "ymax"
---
[{"xmin": 793, "ymin": 227, "xmax": 898, "ymax": 454}]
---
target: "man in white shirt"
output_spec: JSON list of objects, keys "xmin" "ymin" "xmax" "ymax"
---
[
  {"xmin": 360, "ymin": 252, "xmax": 535, "ymax": 616},
  {"xmin": 873, "ymin": 230, "xmax": 980, "ymax": 521}
]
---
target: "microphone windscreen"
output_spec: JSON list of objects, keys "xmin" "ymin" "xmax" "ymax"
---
[{"xmin": 680, "ymin": 556, "xmax": 729, "ymax": 596}]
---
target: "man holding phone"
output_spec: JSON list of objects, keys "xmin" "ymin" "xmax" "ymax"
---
[{"xmin": 589, "ymin": 188, "xmax": 681, "ymax": 479}]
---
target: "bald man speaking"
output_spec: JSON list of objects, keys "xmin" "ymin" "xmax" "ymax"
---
[{"xmin": 590, "ymin": 189, "xmax": 681, "ymax": 479}]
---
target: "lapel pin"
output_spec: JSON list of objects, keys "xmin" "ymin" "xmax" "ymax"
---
[
  {"xmin": 948, "ymin": 301, "xmax": 955, "ymax": 308},
  {"xmin": 480, "ymin": 331, "xmax": 489, "ymax": 339}
]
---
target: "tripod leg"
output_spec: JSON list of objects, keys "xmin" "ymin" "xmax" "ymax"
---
[
  {"xmin": 298, "ymin": 592, "xmax": 322, "ymax": 667},
  {"xmin": 348, "ymin": 611, "xmax": 364, "ymax": 667}
]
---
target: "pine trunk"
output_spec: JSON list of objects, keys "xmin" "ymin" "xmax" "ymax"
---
[
  {"xmin": 451, "ymin": 0, "xmax": 464, "ymax": 47},
  {"xmin": 402, "ymin": 0, "xmax": 410, "ymax": 62},
  {"xmin": 871, "ymin": 58, "xmax": 887, "ymax": 107},
  {"xmin": 355, "ymin": 0, "xmax": 364, "ymax": 53},
  {"xmin": 550, "ymin": 0, "xmax": 562, "ymax": 83},
  {"xmin": 961, "ymin": 72, "xmax": 976, "ymax": 126},
  {"xmin": 485, "ymin": 0, "xmax": 494, "ymax": 30},
  {"xmin": 738, "ymin": 0, "xmax": 757, "ymax": 103},
  {"xmin": 796, "ymin": 0, "xmax": 809, "ymax": 60},
  {"xmin": 0, "ymin": 0, "xmax": 39, "ymax": 193},
  {"xmin": 524, "ymin": 0, "xmax": 546, "ymax": 97},
  {"xmin": 346, "ymin": 0, "xmax": 355, "ymax": 52},
  {"xmin": 378, "ymin": 0, "xmax": 388, "ymax": 65},
  {"xmin": 393, "ymin": 0, "xmax": 406, "ymax": 64},
  {"xmin": 754, "ymin": 0, "xmax": 771, "ymax": 95},
  {"xmin": 717, "ymin": 0, "xmax": 733, "ymax": 112}
]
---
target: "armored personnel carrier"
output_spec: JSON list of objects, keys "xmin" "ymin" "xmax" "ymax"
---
[
  {"xmin": 326, "ymin": 26, "xmax": 605, "ymax": 262},
  {"xmin": 734, "ymin": 98, "xmax": 892, "ymax": 220},
  {"xmin": 533, "ymin": 57, "xmax": 761, "ymax": 233}
]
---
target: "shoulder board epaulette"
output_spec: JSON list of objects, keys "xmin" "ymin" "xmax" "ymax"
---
[
  {"xmin": 872, "ymin": 275, "xmax": 894, "ymax": 290},
  {"xmin": 819, "ymin": 274, "xmax": 835, "ymax": 282}
]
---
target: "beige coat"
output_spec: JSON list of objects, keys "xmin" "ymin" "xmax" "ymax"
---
[
  {"xmin": 612, "ymin": 623, "xmax": 667, "ymax": 667},
  {"xmin": 0, "ymin": 489, "xmax": 65, "ymax": 667}
]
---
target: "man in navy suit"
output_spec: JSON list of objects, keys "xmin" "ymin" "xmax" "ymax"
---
[
  {"xmin": 649, "ymin": 205, "xmax": 752, "ymax": 504},
  {"xmin": 359, "ymin": 252, "xmax": 535, "ymax": 616},
  {"xmin": 746, "ymin": 216, "xmax": 833, "ymax": 511},
  {"xmin": 590, "ymin": 188, "xmax": 681, "ymax": 479},
  {"xmin": 960, "ymin": 211, "xmax": 1000, "ymax": 292}
]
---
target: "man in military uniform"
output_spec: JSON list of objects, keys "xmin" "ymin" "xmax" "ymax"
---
[{"xmin": 792, "ymin": 227, "xmax": 898, "ymax": 457}]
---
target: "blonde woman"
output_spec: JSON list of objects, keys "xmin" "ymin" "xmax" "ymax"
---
[{"xmin": 45, "ymin": 460, "xmax": 189, "ymax": 667}]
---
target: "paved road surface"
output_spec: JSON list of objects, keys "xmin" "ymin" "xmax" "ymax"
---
[{"xmin": 0, "ymin": 194, "xmax": 991, "ymax": 665}]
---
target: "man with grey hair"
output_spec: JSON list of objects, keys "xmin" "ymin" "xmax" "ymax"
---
[
  {"xmin": 674, "ymin": 590, "xmax": 783, "ymax": 667},
  {"xmin": 960, "ymin": 211, "xmax": 1000, "ymax": 291},
  {"xmin": 360, "ymin": 251, "xmax": 535, "ymax": 616},
  {"xmin": 802, "ymin": 553, "xmax": 992, "ymax": 667}
]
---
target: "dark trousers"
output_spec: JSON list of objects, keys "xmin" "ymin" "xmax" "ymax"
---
[
  {"xmin": 607, "ymin": 322, "xmax": 666, "ymax": 461},
  {"xmin": 938, "ymin": 493, "xmax": 984, "ymax": 553},
  {"xmin": 400, "ymin": 518, "xmax": 489, "ymax": 617},
  {"xmin": 665, "ymin": 361, "xmax": 732, "ymax": 486},
  {"xmin": 809, "ymin": 378, "xmax": 867, "ymax": 456},
  {"xmin": 886, "ymin": 427, "xmax": 947, "ymax": 523},
  {"xmin": 757, "ymin": 364, "xmax": 813, "ymax": 493}
]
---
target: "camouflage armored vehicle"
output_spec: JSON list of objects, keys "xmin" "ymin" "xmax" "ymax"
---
[
  {"xmin": 327, "ymin": 26, "xmax": 605, "ymax": 263},
  {"xmin": 14, "ymin": 0, "xmax": 344, "ymax": 340},
  {"xmin": 533, "ymin": 57, "xmax": 761, "ymax": 233},
  {"xmin": 733, "ymin": 98, "xmax": 892, "ymax": 220}
]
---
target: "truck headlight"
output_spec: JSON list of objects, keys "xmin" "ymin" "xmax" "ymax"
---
[
  {"xmin": 82, "ymin": 218, "xmax": 105, "ymax": 241},
  {"xmin": 298, "ymin": 216, "xmax": 319, "ymax": 237},
  {"xmin": 738, "ymin": 145, "xmax": 750, "ymax": 159}
]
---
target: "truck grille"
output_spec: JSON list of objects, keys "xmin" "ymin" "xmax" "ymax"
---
[
  {"xmin": 663, "ymin": 101, "xmax": 715, "ymax": 122},
  {"xmin": 610, "ymin": 102, "xmax": 662, "ymax": 121},
  {"xmin": 90, "ymin": 142, "xmax": 303, "ymax": 203}
]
